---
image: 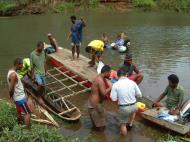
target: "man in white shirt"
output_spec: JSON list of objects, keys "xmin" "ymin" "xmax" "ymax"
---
[{"xmin": 110, "ymin": 68, "xmax": 142, "ymax": 136}]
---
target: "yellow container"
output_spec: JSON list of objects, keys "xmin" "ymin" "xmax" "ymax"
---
[{"xmin": 136, "ymin": 102, "xmax": 146, "ymax": 112}]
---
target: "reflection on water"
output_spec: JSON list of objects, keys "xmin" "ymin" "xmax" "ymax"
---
[{"xmin": 1, "ymin": 11, "xmax": 190, "ymax": 141}]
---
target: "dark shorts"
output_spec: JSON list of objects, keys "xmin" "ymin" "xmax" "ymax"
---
[
  {"xmin": 88, "ymin": 104, "xmax": 106, "ymax": 127},
  {"xmin": 16, "ymin": 102, "xmax": 32, "ymax": 114}
]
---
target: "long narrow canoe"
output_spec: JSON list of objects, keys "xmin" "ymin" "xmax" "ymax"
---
[
  {"xmin": 24, "ymin": 71, "xmax": 82, "ymax": 122},
  {"xmin": 26, "ymin": 88, "xmax": 81, "ymax": 122},
  {"xmin": 141, "ymin": 96, "xmax": 190, "ymax": 136}
]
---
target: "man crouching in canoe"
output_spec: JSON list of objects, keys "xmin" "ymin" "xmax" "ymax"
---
[
  {"xmin": 88, "ymin": 65, "xmax": 112, "ymax": 131},
  {"xmin": 153, "ymin": 74, "xmax": 184, "ymax": 115}
]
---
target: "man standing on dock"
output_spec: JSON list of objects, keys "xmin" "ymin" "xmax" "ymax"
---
[
  {"xmin": 7, "ymin": 58, "xmax": 31, "ymax": 129},
  {"xmin": 67, "ymin": 15, "xmax": 86, "ymax": 60},
  {"xmin": 30, "ymin": 41, "xmax": 46, "ymax": 105},
  {"xmin": 88, "ymin": 65, "xmax": 112, "ymax": 131}
]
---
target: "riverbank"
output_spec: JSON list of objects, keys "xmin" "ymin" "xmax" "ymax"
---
[
  {"xmin": 1, "ymin": 0, "xmax": 190, "ymax": 16},
  {"xmin": 0, "ymin": 100, "xmax": 96, "ymax": 142}
]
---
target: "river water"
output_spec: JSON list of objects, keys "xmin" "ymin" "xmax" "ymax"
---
[{"xmin": 0, "ymin": 10, "xmax": 190, "ymax": 141}]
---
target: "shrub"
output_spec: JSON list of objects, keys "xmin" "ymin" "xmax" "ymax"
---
[
  {"xmin": 0, "ymin": 1, "xmax": 17, "ymax": 13},
  {"xmin": 156, "ymin": 0, "xmax": 190, "ymax": 12},
  {"xmin": 132, "ymin": 0, "xmax": 156, "ymax": 10},
  {"xmin": 0, "ymin": 101, "xmax": 17, "ymax": 131},
  {"xmin": 53, "ymin": 2, "xmax": 75, "ymax": 13}
]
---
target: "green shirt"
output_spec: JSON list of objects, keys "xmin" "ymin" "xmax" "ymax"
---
[
  {"xmin": 163, "ymin": 84, "xmax": 184, "ymax": 109},
  {"xmin": 30, "ymin": 50, "xmax": 46, "ymax": 75},
  {"xmin": 121, "ymin": 63, "xmax": 135, "ymax": 76}
]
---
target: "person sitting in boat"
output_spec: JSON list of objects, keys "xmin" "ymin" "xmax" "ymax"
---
[
  {"xmin": 101, "ymin": 33, "xmax": 108, "ymax": 48},
  {"xmin": 120, "ymin": 53, "xmax": 143, "ymax": 85},
  {"xmin": 153, "ymin": 74, "xmax": 184, "ymax": 115},
  {"xmin": 110, "ymin": 32, "xmax": 130, "ymax": 52},
  {"xmin": 85, "ymin": 40, "xmax": 105, "ymax": 67},
  {"xmin": 30, "ymin": 41, "xmax": 47, "ymax": 105},
  {"xmin": 44, "ymin": 33, "xmax": 59, "ymax": 54}
]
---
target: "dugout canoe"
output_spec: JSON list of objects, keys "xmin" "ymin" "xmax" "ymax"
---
[{"xmin": 140, "ymin": 96, "xmax": 190, "ymax": 136}]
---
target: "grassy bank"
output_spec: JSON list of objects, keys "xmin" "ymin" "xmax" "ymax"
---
[
  {"xmin": 0, "ymin": 100, "xmax": 95, "ymax": 142},
  {"xmin": 131, "ymin": 0, "xmax": 190, "ymax": 12},
  {"xmin": 1, "ymin": 0, "xmax": 190, "ymax": 16}
]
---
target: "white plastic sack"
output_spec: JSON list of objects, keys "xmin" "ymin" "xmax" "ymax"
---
[
  {"xmin": 118, "ymin": 46, "xmax": 126, "ymax": 53},
  {"xmin": 97, "ymin": 61, "xmax": 104, "ymax": 74}
]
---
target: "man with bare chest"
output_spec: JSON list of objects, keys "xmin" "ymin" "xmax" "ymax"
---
[{"xmin": 88, "ymin": 65, "xmax": 112, "ymax": 131}]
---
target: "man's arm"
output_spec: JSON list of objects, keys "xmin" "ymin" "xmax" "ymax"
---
[
  {"xmin": 9, "ymin": 73, "xmax": 17, "ymax": 99},
  {"xmin": 133, "ymin": 63, "xmax": 140, "ymax": 74},
  {"xmin": 67, "ymin": 32, "xmax": 72, "ymax": 40},
  {"xmin": 135, "ymin": 83, "xmax": 142, "ymax": 98},
  {"xmin": 44, "ymin": 53, "xmax": 47, "ymax": 75},
  {"xmin": 98, "ymin": 78, "xmax": 111, "ymax": 98},
  {"xmin": 53, "ymin": 38, "xmax": 59, "ymax": 51},
  {"xmin": 110, "ymin": 85, "xmax": 118, "ymax": 102},
  {"xmin": 30, "ymin": 53, "xmax": 35, "ymax": 80},
  {"xmin": 178, "ymin": 89, "xmax": 184, "ymax": 108},
  {"xmin": 155, "ymin": 93, "xmax": 165, "ymax": 103},
  {"xmin": 80, "ymin": 17, "xmax": 86, "ymax": 27}
]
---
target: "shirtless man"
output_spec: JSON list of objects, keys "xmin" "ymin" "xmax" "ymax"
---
[
  {"xmin": 88, "ymin": 65, "xmax": 112, "ymax": 130},
  {"xmin": 45, "ymin": 33, "xmax": 59, "ymax": 54}
]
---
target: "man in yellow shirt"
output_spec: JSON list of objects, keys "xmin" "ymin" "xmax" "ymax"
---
[
  {"xmin": 17, "ymin": 58, "xmax": 31, "ymax": 79},
  {"xmin": 85, "ymin": 40, "xmax": 104, "ymax": 67}
]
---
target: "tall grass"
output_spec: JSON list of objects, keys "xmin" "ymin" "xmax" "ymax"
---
[
  {"xmin": 157, "ymin": 0, "xmax": 190, "ymax": 12},
  {"xmin": 132, "ymin": 0, "xmax": 156, "ymax": 10},
  {"xmin": 53, "ymin": 2, "xmax": 75, "ymax": 13}
]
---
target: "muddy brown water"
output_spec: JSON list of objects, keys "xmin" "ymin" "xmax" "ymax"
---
[{"xmin": 1, "ymin": 11, "xmax": 190, "ymax": 141}]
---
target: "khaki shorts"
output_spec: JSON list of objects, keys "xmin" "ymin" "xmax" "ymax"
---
[
  {"xmin": 118, "ymin": 104, "xmax": 138, "ymax": 124},
  {"xmin": 88, "ymin": 104, "xmax": 106, "ymax": 127}
]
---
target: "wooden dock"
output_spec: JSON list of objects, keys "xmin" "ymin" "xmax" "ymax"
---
[{"xmin": 47, "ymin": 47, "xmax": 98, "ymax": 82}]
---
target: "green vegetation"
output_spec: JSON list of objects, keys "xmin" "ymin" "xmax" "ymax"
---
[
  {"xmin": 132, "ymin": 0, "xmax": 156, "ymax": 10},
  {"xmin": 0, "ymin": 0, "xmax": 17, "ymax": 14},
  {"xmin": 53, "ymin": 2, "xmax": 75, "ymax": 13},
  {"xmin": 0, "ymin": 101, "xmax": 17, "ymax": 131},
  {"xmin": 0, "ymin": 100, "xmax": 96, "ymax": 142},
  {"xmin": 156, "ymin": 133, "xmax": 187, "ymax": 142},
  {"xmin": 131, "ymin": 0, "xmax": 190, "ymax": 12}
]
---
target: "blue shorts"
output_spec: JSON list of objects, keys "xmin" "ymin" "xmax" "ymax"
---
[
  {"xmin": 35, "ymin": 74, "xmax": 46, "ymax": 85},
  {"xmin": 44, "ymin": 46, "xmax": 56, "ymax": 54}
]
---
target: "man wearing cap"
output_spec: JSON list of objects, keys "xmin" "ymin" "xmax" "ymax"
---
[
  {"xmin": 85, "ymin": 40, "xmax": 104, "ymax": 67},
  {"xmin": 110, "ymin": 67, "xmax": 142, "ymax": 136},
  {"xmin": 44, "ymin": 33, "xmax": 59, "ymax": 54},
  {"xmin": 121, "ymin": 53, "xmax": 143, "ymax": 85}
]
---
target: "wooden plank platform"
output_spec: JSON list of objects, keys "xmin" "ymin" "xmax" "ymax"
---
[{"xmin": 47, "ymin": 48, "xmax": 98, "ymax": 82}]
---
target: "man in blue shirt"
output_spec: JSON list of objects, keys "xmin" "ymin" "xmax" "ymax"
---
[{"xmin": 67, "ymin": 15, "xmax": 86, "ymax": 60}]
